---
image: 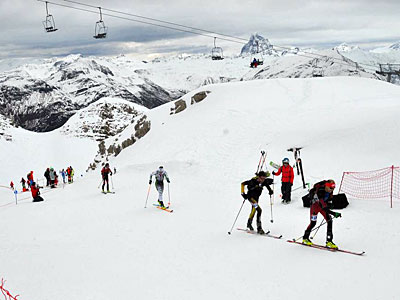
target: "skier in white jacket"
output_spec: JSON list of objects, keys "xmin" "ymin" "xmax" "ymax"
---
[{"xmin": 149, "ymin": 166, "xmax": 170, "ymax": 207}]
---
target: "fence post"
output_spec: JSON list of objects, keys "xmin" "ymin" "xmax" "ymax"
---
[
  {"xmin": 338, "ymin": 172, "xmax": 345, "ymax": 194},
  {"xmin": 390, "ymin": 165, "xmax": 394, "ymax": 208}
]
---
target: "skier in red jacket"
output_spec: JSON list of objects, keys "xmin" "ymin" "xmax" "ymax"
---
[
  {"xmin": 302, "ymin": 180, "xmax": 341, "ymax": 249},
  {"xmin": 30, "ymin": 182, "xmax": 44, "ymax": 202},
  {"xmin": 272, "ymin": 158, "xmax": 294, "ymax": 204},
  {"xmin": 101, "ymin": 163, "xmax": 113, "ymax": 193}
]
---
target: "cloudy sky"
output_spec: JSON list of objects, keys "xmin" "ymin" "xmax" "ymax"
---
[{"xmin": 0, "ymin": 0, "xmax": 399, "ymax": 60}]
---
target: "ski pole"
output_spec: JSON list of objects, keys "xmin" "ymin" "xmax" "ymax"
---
[
  {"xmin": 293, "ymin": 220, "xmax": 328, "ymax": 242},
  {"xmin": 167, "ymin": 182, "xmax": 171, "ymax": 207},
  {"xmin": 269, "ymin": 195, "xmax": 274, "ymax": 223},
  {"xmin": 294, "ymin": 214, "xmax": 341, "ymax": 242},
  {"xmin": 228, "ymin": 199, "xmax": 246, "ymax": 235},
  {"xmin": 256, "ymin": 151, "xmax": 265, "ymax": 174},
  {"xmin": 144, "ymin": 184, "xmax": 151, "ymax": 208},
  {"xmin": 110, "ymin": 176, "xmax": 114, "ymax": 190},
  {"xmin": 310, "ymin": 219, "xmax": 325, "ymax": 240},
  {"xmin": 97, "ymin": 180, "xmax": 103, "ymax": 189},
  {"xmin": 260, "ymin": 151, "xmax": 267, "ymax": 171}
]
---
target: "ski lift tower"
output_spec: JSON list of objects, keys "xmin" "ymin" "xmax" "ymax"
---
[
  {"xmin": 376, "ymin": 64, "xmax": 400, "ymax": 82},
  {"xmin": 312, "ymin": 58, "xmax": 323, "ymax": 77},
  {"xmin": 211, "ymin": 37, "xmax": 224, "ymax": 60},
  {"xmin": 42, "ymin": 1, "xmax": 58, "ymax": 33},
  {"xmin": 93, "ymin": 7, "xmax": 107, "ymax": 39}
]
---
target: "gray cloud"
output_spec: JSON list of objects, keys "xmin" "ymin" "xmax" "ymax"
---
[{"xmin": 0, "ymin": 0, "xmax": 399, "ymax": 59}]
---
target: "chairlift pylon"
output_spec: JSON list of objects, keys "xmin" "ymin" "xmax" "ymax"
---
[
  {"xmin": 94, "ymin": 7, "xmax": 107, "ymax": 39},
  {"xmin": 250, "ymin": 41, "xmax": 263, "ymax": 68},
  {"xmin": 312, "ymin": 58, "xmax": 324, "ymax": 77},
  {"xmin": 42, "ymin": 1, "xmax": 58, "ymax": 33},
  {"xmin": 211, "ymin": 37, "xmax": 224, "ymax": 60}
]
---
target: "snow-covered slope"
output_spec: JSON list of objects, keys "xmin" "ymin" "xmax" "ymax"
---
[
  {"xmin": 1, "ymin": 77, "xmax": 400, "ymax": 299},
  {"xmin": 0, "ymin": 122, "xmax": 98, "ymax": 187}
]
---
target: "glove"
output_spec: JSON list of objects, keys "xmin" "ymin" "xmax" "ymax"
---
[
  {"xmin": 149, "ymin": 180, "xmax": 152, "ymax": 184},
  {"xmin": 334, "ymin": 212, "xmax": 342, "ymax": 218},
  {"xmin": 269, "ymin": 190, "xmax": 273, "ymax": 195},
  {"xmin": 241, "ymin": 193, "xmax": 248, "ymax": 199},
  {"xmin": 272, "ymin": 171, "xmax": 276, "ymax": 176},
  {"xmin": 167, "ymin": 179, "xmax": 170, "ymax": 183}
]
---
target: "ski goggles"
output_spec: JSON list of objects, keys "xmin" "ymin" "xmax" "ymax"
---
[{"xmin": 325, "ymin": 182, "xmax": 336, "ymax": 189}]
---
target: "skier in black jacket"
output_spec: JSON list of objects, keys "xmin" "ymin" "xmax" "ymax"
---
[{"xmin": 241, "ymin": 171, "xmax": 273, "ymax": 234}]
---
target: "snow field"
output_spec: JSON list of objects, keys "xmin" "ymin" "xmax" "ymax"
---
[{"xmin": 1, "ymin": 77, "xmax": 400, "ymax": 299}]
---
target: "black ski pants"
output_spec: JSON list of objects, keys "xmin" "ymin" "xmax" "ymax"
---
[
  {"xmin": 281, "ymin": 182, "xmax": 292, "ymax": 202},
  {"xmin": 248, "ymin": 197, "xmax": 262, "ymax": 229},
  {"xmin": 102, "ymin": 176, "xmax": 109, "ymax": 191}
]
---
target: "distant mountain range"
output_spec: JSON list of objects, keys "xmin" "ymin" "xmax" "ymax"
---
[{"xmin": 0, "ymin": 35, "xmax": 399, "ymax": 137}]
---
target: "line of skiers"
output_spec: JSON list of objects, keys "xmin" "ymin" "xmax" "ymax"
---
[{"xmin": 241, "ymin": 157, "xmax": 341, "ymax": 249}]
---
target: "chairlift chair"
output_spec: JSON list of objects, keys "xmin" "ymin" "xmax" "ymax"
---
[
  {"xmin": 211, "ymin": 37, "xmax": 224, "ymax": 60},
  {"xmin": 42, "ymin": 2, "xmax": 58, "ymax": 33},
  {"xmin": 250, "ymin": 41, "xmax": 263, "ymax": 68},
  {"xmin": 94, "ymin": 7, "xmax": 107, "ymax": 39}
]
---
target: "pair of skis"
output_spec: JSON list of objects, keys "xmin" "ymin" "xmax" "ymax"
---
[
  {"xmin": 153, "ymin": 203, "xmax": 173, "ymax": 213},
  {"xmin": 236, "ymin": 228, "xmax": 364, "ymax": 256},
  {"xmin": 237, "ymin": 228, "xmax": 282, "ymax": 239},
  {"xmin": 287, "ymin": 239, "xmax": 365, "ymax": 256}
]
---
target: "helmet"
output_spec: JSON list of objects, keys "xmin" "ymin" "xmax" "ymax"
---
[
  {"xmin": 105, "ymin": 163, "xmax": 109, "ymax": 167},
  {"xmin": 282, "ymin": 158, "xmax": 289, "ymax": 164}
]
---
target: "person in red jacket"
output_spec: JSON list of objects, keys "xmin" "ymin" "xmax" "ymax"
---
[
  {"xmin": 30, "ymin": 182, "xmax": 44, "ymax": 202},
  {"xmin": 272, "ymin": 157, "xmax": 294, "ymax": 204},
  {"xmin": 101, "ymin": 163, "xmax": 113, "ymax": 193},
  {"xmin": 10, "ymin": 181, "xmax": 14, "ymax": 190}
]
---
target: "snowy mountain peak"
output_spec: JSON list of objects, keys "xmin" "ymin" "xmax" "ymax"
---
[
  {"xmin": 335, "ymin": 43, "xmax": 360, "ymax": 52},
  {"xmin": 240, "ymin": 33, "xmax": 278, "ymax": 56},
  {"xmin": 389, "ymin": 41, "xmax": 400, "ymax": 50}
]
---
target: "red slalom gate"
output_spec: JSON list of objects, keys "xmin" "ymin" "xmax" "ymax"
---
[
  {"xmin": 339, "ymin": 165, "xmax": 400, "ymax": 208},
  {"xmin": 0, "ymin": 279, "xmax": 19, "ymax": 300}
]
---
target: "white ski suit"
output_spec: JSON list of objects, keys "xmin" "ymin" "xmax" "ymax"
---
[{"xmin": 149, "ymin": 168, "xmax": 170, "ymax": 201}]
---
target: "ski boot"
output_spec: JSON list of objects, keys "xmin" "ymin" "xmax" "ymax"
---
[
  {"xmin": 302, "ymin": 238, "xmax": 313, "ymax": 246},
  {"xmin": 256, "ymin": 221, "xmax": 264, "ymax": 234},
  {"xmin": 326, "ymin": 241, "xmax": 338, "ymax": 249},
  {"xmin": 158, "ymin": 200, "xmax": 165, "ymax": 208},
  {"xmin": 247, "ymin": 220, "xmax": 254, "ymax": 231}
]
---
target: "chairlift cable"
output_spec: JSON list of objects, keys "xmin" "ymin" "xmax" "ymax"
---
[
  {"xmin": 37, "ymin": 0, "xmax": 246, "ymax": 45},
  {"xmin": 62, "ymin": 0, "xmax": 247, "ymax": 43}
]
